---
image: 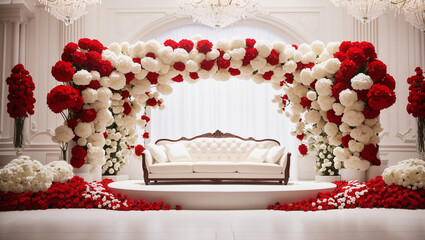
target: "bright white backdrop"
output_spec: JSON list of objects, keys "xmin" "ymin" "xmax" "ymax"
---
[{"xmin": 149, "ymin": 24, "xmax": 299, "ymax": 178}]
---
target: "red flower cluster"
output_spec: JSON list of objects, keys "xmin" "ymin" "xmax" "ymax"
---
[
  {"xmin": 6, "ymin": 64, "xmax": 36, "ymax": 118},
  {"xmin": 407, "ymin": 67, "xmax": 425, "ymax": 118},
  {"xmin": 0, "ymin": 176, "xmax": 179, "ymax": 211},
  {"xmin": 71, "ymin": 145, "xmax": 87, "ymax": 168},
  {"xmin": 361, "ymin": 144, "xmax": 380, "ymax": 165},
  {"xmin": 268, "ymin": 177, "xmax": 425, "ymax": 211},
  {"xmin": 367, "ymin": 84, "xmax": 396, "ymax": 111},
  {"xmin": 298, "ymin": 144, "xmax": 308, "ymax": 155}
]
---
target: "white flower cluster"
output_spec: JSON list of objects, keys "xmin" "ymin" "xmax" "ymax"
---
[
  {"xmin": 382, "ymin": 158, "xmax": 425, "ymax": 190},
  {"xmin": 313, "ymin": 180, "xmax": 368, "ymax": 210},
  {"xmin": 0, "ymin": 156, "xmax": 74, "ymax": 193}
]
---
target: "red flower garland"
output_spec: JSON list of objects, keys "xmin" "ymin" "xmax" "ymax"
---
[{"xmin": 6, "ymin": 64, "xmax": 36, "ymax": 118}]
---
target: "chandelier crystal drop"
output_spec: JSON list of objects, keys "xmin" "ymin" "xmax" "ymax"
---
[
  {"xmin": 331, "ymin": 0, "xmax": 390, "ymax": 23},
  {"xmin": 390, "ymin": 0, "xmax": 425, "ymax": 32},
  {"xmin": 176, "ymin": 0, "xmax": 263, "ymax": 28},
  {"xmin": 38, "ymin": 0, "xmax": 101, "ymax": 26}
]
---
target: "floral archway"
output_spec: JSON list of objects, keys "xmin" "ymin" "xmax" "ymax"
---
[{"xmin": 47, "ymin": 37, "xmax": 396, "ymax": 177}]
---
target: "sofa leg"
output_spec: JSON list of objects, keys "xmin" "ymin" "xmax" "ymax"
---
[
  {"xmin": 279, "ymin": 180, "xmax": 283, "ymax": 184},
  {"xmin": 144, "ymin": 179, "xmax": 149, "ymax": 185}
]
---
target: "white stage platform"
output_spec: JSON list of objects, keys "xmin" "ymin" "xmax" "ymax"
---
[{"xmin": 109, "ymin": 181, "xmax": 336, "ymax": 210}]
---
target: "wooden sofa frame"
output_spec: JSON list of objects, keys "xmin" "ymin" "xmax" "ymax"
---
[{"xmin": 142, "ymin": 130, "xmax": 291, "ymax": 185}]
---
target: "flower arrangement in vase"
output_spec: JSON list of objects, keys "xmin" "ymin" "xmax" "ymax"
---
[
  {"xmin": 6, "ymin": 64, "xmax": 36, "ymax": 155},
  {"xmin": 407, "ymin": 67, "xmax": 425, "ymax": 160}
]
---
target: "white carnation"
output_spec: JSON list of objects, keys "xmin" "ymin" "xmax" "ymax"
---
[
  {"xmin": 315, "ymin": 78, "xmax": 333, "ymax": 96},
  {"xmin": 339, "ymin": 89, "xmax": 358, "ymax": 108},
  {"xmin": 351, "ymin": 73, "xmax": 374, "ymax": 90},
  {"xmin": 54, "ymin": 125, "xmax": 74, "ymax": 143},
  {"xmin": 348, "ymin": 140, "xmax": 364, "ymax": 152},
  {"xmin": 350, "ymin": 124, "xmax": 374, "ymax": 144},
  {"xmin": 73, "ymin": 69, "xmax": 92, "ymax": 85},
  {"xmin": 87, "ymin": 133, "xmax": 105, "ymax": 147},
  {"xmin": 324, "ymin": 58, "xmax": 341, "ymax": 74},
  {"xmin": 47, "ymin": 161, "xmax": 74, "ymax": 183},
  {"xmin": 342, "ymin": 110, "xmax": 365, "ymax": 127},
  {"xmin": 317, "ymin": 95, "xmax": 336, "ymax": 111},
  {"xmin": 324, "ymin": 123, "xmax": 338, "ymax": 136},
  {"xmin": 333, "ymin": 103, "xmax": 344, "ymax": 116},
  {"xmin": 82, "ymin": 88, "xmax": 98, "ymax": 104},
  {"xmin": 300, "ymin": 69, "xmax": 315, "ymax": 85},
  {"xmin": 109, "ymin": 71, "xmax": 126, "ymax": 90},
  {"xmin": 311, "ymin": 40, "xmax": 325, "ymax": 55},
  {"xmin": 304, "ymin": 110, "xmax": 321, "ymax": 124},
  {"xmin": 116, "ymin": 55, "xmax": 133, "ymax": 73},
  {"xmin": 74, "ymin": 122, "xmax": 93, "ymax": 138}
]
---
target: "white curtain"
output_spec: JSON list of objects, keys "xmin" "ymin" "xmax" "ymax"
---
[{"xmin": 145, "ymin": 24, "xmax": 299, "ymax": 179}]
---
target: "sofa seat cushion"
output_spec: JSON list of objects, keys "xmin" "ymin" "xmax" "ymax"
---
[
  {"xmin": 193, "ymin": 161, "xmax": 237, "ymax": 173},
  {"xmin": 150, "ymin": 162, "xmax": 193, "ymax": 174},
  {"xmin": 236, "ymin": 162, "xmax": 282, "ymax": 174}
]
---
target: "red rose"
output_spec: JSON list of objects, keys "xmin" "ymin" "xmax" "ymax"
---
[
  {"xmin": 296, "ymin": 134, "xmax": 305, "ymax": 141},
  {"xmin": 98, "ymin": 60, "xmax": 114, "ymax": 77},
  {"xmin": 263, "ymin": 71, "xmax": 274, "ymax": 80},
  {"xmin": 367, "ymin": 60, "xmax": 387, "ymax": 82},
  {"xmin": 341, "ymin": 134, "xmax": 352, "ymax": 148},
  {"xmin": 67, "ymin": 119, "xmax": 78, "ymax": 128},
  {"xmin": 71, "ymin": 145, "xmax": 87, "ymax": 159},
  {"xmin": 143, "ymin": 132, "xmax": 150, "ymax": 138},
  {"xmin": 72, "ymin": 51, "xmax": 86, "ymax": 66},
  {"xmin": 200, "ymin": 59, "xmax": 215, "ymax": 71},
  {"xmin": 326, "ymin": 109, "xmax": 342, "ymax": 125},
  {"xmin": 361, "ymin": 144, "xmax": 379, "ymax": 163},
  {"xmin": 242, "ymin": 48, "xmax": 258, "ymax": 66},
  {"xmin": 178, "ymin": 39, "xmax": 194, "ymax": 52},
  {"xmin": 135, "ymin": 145, "xmax": 145, "ymax": 156},
  {"xmin": 78, "ymin": 38, "xmax": 92, "ymax": 50},
  {"xmin": 246, "ymin": 38, "xmax": 256, "ymax": 48},
  {"xmin": 340, "ymin": 59, "xmax": 357, "ymax": 77},
  {"xmin": 51, "ymin": 61, "xmax": 75, "ymax": 82},
  {"xmin": 123, "ymin": 102, "xmax": 132, "ymax": 115},
  {"xmin": 70, "ymin": 157, "xmax": 85, "ymax": 168},
  {"xmin": 125, "ymin": 72, "xmax": 135, "ymax": 84},
  {"xmin": 47, "ymin": 85, "xmax": 80, "ymax": 113},
  {"xmin": 196, "ymin": 40, "xmax": 213, "ymax": 54},
  {"xmin": 363, "ymin": 106, "xmax": 380, "ymax": 119},
  {"xmin": 334, "ymin": 71, "xmax": 349, "ymax": 84},
  {"xmin": 146, "ymin": 98, "xmax": 157, "ymax": 107},
  {"xmin": 86, "ymin": 51, "xmax": 102, "ymax": 65},
  {"xmin": 347, "ymin": 47, "xmax": 366, "ymax": 67},
  {"xmin": 141, "ymin": 115, "xmax": 150, "ymax": 122},
  {"xmin": 381, "ymin": 74, "xmax": 395, "ymax": 91},
  {"xmin": 284, "ymin": 73, "xmax": 294, "ymax": 84},
  {"xmin": 298, "ymin": 144, "xmax": 308, "ymax": 156},
  {"xmin": 89, "ymin": 80, "xmax": 101, "ymax": 89},
  {"xmin": 300, "ymin": 97, "xmax": 311, "ymax": 109},
  {"xmin": 189, "ymin": 72, "xmax": 199, "ymax": 80},
  {"xmin": 146, "ymin": 52, "xmax": 156, "ymax": 59},
  {"xmin": 339, "ymin": 41, "xmax": 353, "ymax": 53},
  {"xmin": 228, "ymin": 68, "xmax": 241, "ymax": 76},
  {"xmin": 90, "ymin": 39, "xmax": 104, "ymax": 54},
  {"xmin": 173, "ymin": 62, "xmax": 186, "ymax": 71},
  {"xmin": 72, "ymin": 96, "xmax": 84, "ymax": 112},
  {"xmin": 81, "ymin": 109, "xmax": 97, "ymax": 122},
  {"xmin": 367, "ymin": 84, "xmax": 396, "ymax": 110},
  {"xmin": 121, "ymin": 90, "xmax": 130, "ymax": 99},
  {"xmin": 133, "ymin": 58, "xmax": 141, "ymax": 64},
  {"xmin": 63, "ymin": 42, "xmax": 78, "ymax": 55},
  {"xmin": 360, "ymin": 42, "xmax": 377, "ymax": 60},
  {"xmin": 172, "ymin": 74, "xmax": 184, "ymax": 82},
  {"xmin": 217, "ymin": 57, "xmax": 230, "ymax": 69},
  {"xmin": 164, "ymin": 39, "xmax": 178, "ymax": 50},
  {"xmin": 147, "ymin": 72, "xmax": 159, "ymax": 84},
  {"xmin": 334, "ymin": 51, "xmax": 347, "ymax": 62},
  {"xmin": 355, "ymin": 89, "xmax": 369, "ymax": 101},
  {"xmin": 266, "ymin": 49, "xmax": 279, "ymax": 66}
]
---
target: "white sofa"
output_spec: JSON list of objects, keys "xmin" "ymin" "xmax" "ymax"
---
[{"xmin": 142, "ymin": 130, "xmax": 291, "ymax": 185}]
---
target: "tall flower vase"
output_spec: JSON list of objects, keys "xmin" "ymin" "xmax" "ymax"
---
[
  {"xmin": 417, "ymin": 118, "xmax": 425, "ymax": 160},
  {"xmin": 340, "ymin": 168, "xmax": 366, "ymax": 182},
  {"xmin": 14, "ymin": 117, "xmax": 25, "ymax": 156}
]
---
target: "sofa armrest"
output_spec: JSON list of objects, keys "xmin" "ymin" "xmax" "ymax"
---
[
  {"xmin": 278, "ymin": 152, "xmax": 291, "ymax": 183},
  {"xmin": 142, "ymin": 150, "xmax": 153, "ymax": 185}
]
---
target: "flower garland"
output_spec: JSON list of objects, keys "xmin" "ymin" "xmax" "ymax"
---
[
  {"xmin": 50, "ymin": 38, "xmax": 395, "ymax": 176},
  {"xmin": 269, "ymin": 176, "xmax": 425, "ymax": 211},
  {"xmin": 0, "ymin": 176, "xmax": 179, "ymax": 211},
  {"xmin": 279, "ymin": 41, "xmax": 396, "ymax": 173},
  {"xmin": 6, "ymin": 64, "xmax": 36, "ymax": 150},
  {"xmin": 406, "ymin": 67, "xmax": 425, "ymax": 156},
  {"xmin": 0, "ymin": 156, "xmax": 73, "ymax": 193},
  {"xmin": 383, "ymin": 158, "xmax": 425, "ymax": 190}
]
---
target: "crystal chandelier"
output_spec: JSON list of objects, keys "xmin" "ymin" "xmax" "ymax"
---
[
  {"xmin": 176, "ymin": 0, "xmax": 263, "ymax": 28},
  {"xmin": 390, "ymin": 0, "xmax": 425, "ymax": 32},
  {"xmin": 331, "ymin": 0, "xmax": 390, "ymax": 23},
  {"xmin": 38, "ymin": 0, "xmax": 101, "ymax": 26}
]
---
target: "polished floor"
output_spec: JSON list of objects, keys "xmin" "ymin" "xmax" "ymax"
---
[
  {"xmin": 108, "ymin": 181, "xmax": 336, "ymax": 210},
  {"xmin": 0, "ymin": 208, "xmax": 424, "ymax": 240}
]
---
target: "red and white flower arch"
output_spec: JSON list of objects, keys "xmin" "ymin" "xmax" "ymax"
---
[{"xmin": 48, "ymin": 37, "xmax": 396, "ymax": 176}]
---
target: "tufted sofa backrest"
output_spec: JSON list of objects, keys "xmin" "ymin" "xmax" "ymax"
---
[{"xmin": 156, "ymin": 137, "xmax": 279, "ymax": 162}]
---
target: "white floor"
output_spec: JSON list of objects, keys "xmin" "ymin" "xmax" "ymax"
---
[
  {"xmin": 0, "ymin": 209, "xmax": 424, "ymax": 240},
  {"xmin": 109, "ymin": 181, "xmax": 336, "ymax": 210}
]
